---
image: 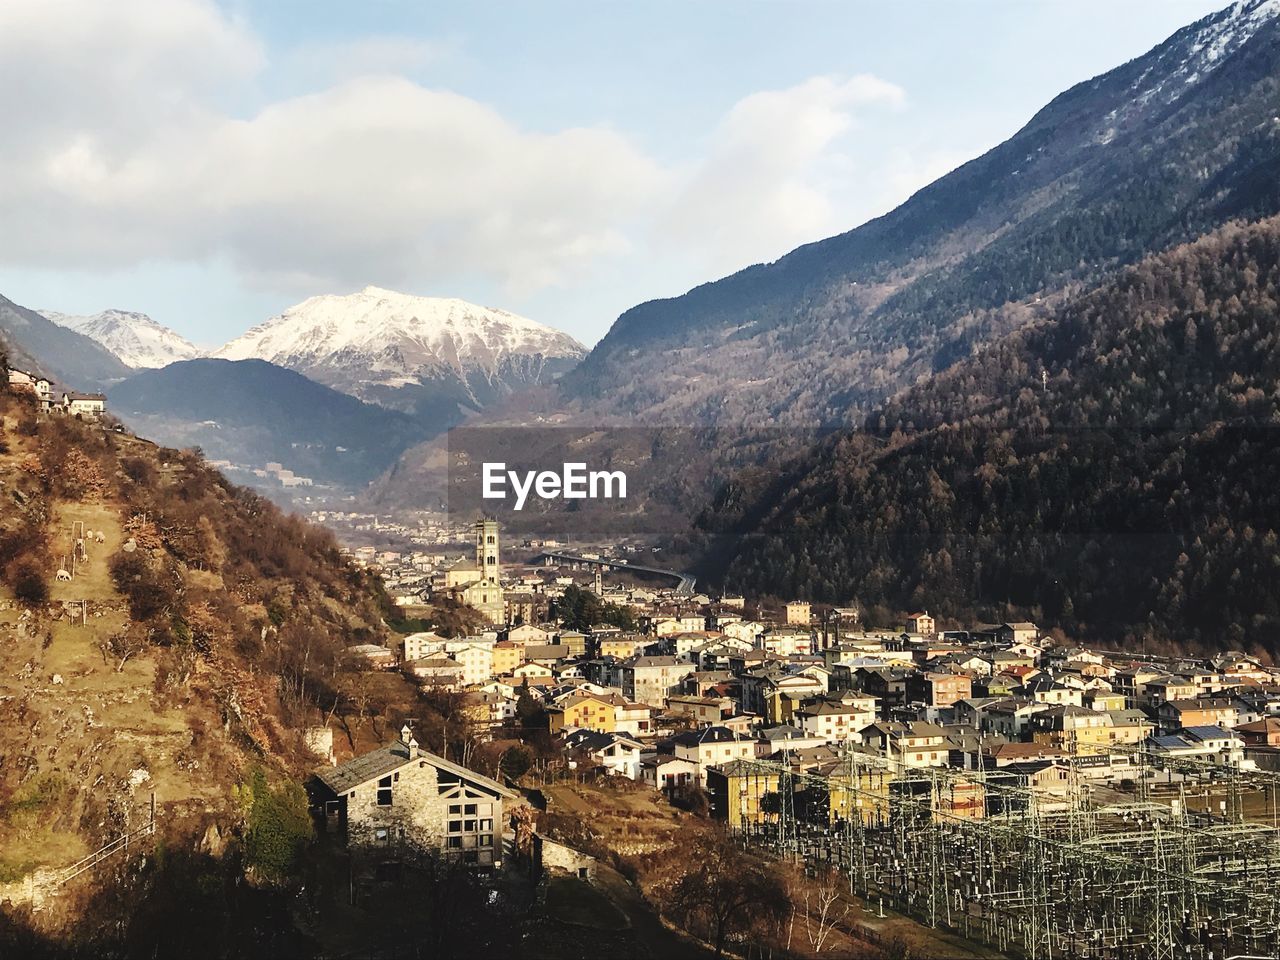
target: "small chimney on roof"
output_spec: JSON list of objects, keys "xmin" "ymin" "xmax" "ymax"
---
[{"xmin": 401, "ymin": 722, "xmax": 418, "ymax": 757}]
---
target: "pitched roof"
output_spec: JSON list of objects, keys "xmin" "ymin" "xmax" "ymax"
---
[
  {"xmin": 563, "ymin": 729, "xmax": 643, "ymax": 752},
  {"xmin": 630, "ymin": 655, "xmax": 682, "ymax": 668},
  {"xmin": 669, "ymin": 725, "xmax": 751, "ymax": 747},
  {"xmin": 1235, "ymin": 717, "xmax": 1280, "ymax": 734},
  {"xmin": 758, "ymin": 724, "xmax": 816, "ymax": 742},
  {"xmin": 1182, "ymin": 725, "xmax": 1238, "ymax": 741},
  {"xmin": 989, "ymin": 742, "xmax": 1067, "ymax": 760},
  {"xmin": 1164, "ymin": 698, "xmax": 1235, "ymax": 712},
  {"xmin": 1150, "ymin": 735, "xmax": 1194, "ymax": 750},
  {"xmin": 641, "ymin": 754, "xmax": 698, "ymax": 769},
  {"xmin": 315, "ymin": 741, "xmax": 514, "ymax": 799},
  {"xmin": 709, "ymin": 758, "xmax": 763, "ymax": 777}
]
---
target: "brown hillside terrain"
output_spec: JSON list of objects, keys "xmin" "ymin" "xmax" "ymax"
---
[{"xmin": 0, "ymin": 386, "xmax": 392, "ymax": 929}]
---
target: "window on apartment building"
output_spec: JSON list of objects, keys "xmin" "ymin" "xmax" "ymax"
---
[
  {"xmin": 447, "ymin": 836, "xmax": 462, "ymax": 849},
  {"xmin": 377, "ymin": 776, "xmax": 393, "ymax": 806}
]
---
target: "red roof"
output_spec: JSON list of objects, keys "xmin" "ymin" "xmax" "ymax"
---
[{"xmin": 1002, "ymin": 664, "xmax": 1039, "ymax": 678}]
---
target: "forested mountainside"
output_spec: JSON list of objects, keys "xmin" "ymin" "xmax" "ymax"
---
[
  {"xmin": 563, "ymin": 1, "xmax": 1280, "ymax": 429},
  {"xmin": 110, "ymin": 358, "xmax": 433, "ymax": 486},
  {"xmin": 699, "ymin": 216, "xmax": 1280, "ymax": 653},
  {"xmin": 0, "ymin": 378, "xmax": 395, "ymax": 953},
  {"xmin": 372, "ymin": 0, "xmax": 1280, "ymax": 518}
]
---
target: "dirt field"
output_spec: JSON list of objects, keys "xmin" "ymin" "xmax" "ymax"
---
[{"xmin": 0, "ymin": 493, "xmax": 224, "ymax": 883}]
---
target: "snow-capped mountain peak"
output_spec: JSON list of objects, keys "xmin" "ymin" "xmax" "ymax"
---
[
  {"xmin": 213, "ymin": 287, "xmax": 586, "ymax": 414},
  {"xmin": 1122, "ymin": 0, "xmax": 1280, "ymax": 111},
  {"xmin": 40, "ymin": 309, "xmax": 200, "ymax": 369}
]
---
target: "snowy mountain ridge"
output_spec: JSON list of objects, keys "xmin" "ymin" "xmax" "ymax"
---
[
  {"xmin": 212, "ymin": 286, "xmax": 586, "ymax": 416},
  {"xmin": 41, "ymin": 308, "xmax": 200, "ymax": 370}
]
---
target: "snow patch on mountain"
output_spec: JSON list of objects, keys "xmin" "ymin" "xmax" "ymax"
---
[
  {"xmin": 41, "ymin": 309, "xmax": 200, "ymax": 369},
  {"xmin": 213, "ymin": 286, "xmax": 586, "ymax": 408},
  {"xmin": 1137, "ymin": 0, "xmax": 1279, "ymax": 104}
]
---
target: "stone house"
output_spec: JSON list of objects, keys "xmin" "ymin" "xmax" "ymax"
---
[
  {"xmin": 314, "ymin": 725, "xmax": 515, "ymax": 866},
  {"xmin": 533, "ymin": 834, "xmax": 596, "ymax": 881}
]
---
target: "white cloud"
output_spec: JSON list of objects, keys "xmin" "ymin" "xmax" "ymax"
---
[
  {"xmin": 657, "ymin": 75, "xmax": 906, "ymax": 272},
  {"xmin": 0, "ymin": 0, "xmax": 912, "ymax": 312},
  {"xmin": 277, "ymin": 35, "xmax": 460, "ymax": 88}
]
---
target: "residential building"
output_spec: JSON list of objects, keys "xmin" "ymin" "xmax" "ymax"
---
[
  {"xmin": 793, "ymin": 695, "xmax": 878, "ymax": 742},
  {"xmin": 562, "ymin": 730, "xmax": 645, "ymax": 779},
  {"xmin": 906, "ymin": 612, "xmax": 936, "ymax": 637},
  {"xmin": 664, "ymin": 726, "xmax": 758, "ymax": 785},
  {"xmin": 859, "ymin": 721, "xmax": 949, "ymax": 767},
  {"xmin": 640, "ymin": 755, "xmax": 700, "ymax": 794},
  {"xmin": 314, "ymin": 725, "xmax": 515, "ymax": 866},
  {"xmin": 620, "ymin": 655, "xmax": 694, "ymax": 706},
  {"xmin": 63, "ymin": 391, "xmax": 107, "ymax": 417}
]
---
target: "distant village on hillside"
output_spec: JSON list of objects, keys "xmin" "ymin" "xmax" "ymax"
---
[
  {"xmin": 7, "ymin": 367, "xmax": 106, "ymax": 419},
  {"xmin": 323, "ymin": 517, "xmax": 1280, "ymax": 832}
]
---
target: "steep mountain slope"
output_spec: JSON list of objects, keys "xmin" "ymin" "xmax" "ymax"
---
[
  {"xmin": 564, "ymin": 0, "xmax": 1280, "ymax": 429},
  {"xmin": 371, "ymin": 0, "xmax": 1280, "ymax": 519},
  {"xmin": 214, "ymin": 287, "xmax": 586, "ymax": 423},
  {"xmin": 699, "ymin": 216, "xmax": 1280, "ymax": 652},
  {"xmin": 0, "ymin": 383, "xmax": 391, "ymax": 946},
  {"xmin": 0, "ymin": 295, "xmax": 133, "ymax": 389},
  {"xmin": 41, "ymin": 309, "xmax": 200, "ymax": 369},
  {"xmin": 110, "ymin": 359, "xmax": 432, "ymax": 487}
]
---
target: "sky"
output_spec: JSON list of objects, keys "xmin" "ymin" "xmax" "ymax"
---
[{"xmin": 0, "ymin": 0, "xmax": 1230, "ymax": 348}]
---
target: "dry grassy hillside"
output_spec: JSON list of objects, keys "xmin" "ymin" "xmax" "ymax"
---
[{"xmin": 0, "ymin": 384, "xmax": 392, "ymax": 936}]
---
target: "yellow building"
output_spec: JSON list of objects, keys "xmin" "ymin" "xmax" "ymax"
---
[
  {"xmin": 707, "ymin": 760, "xmax": 780, "ymax": 827},
  {"xmin": 491, "ymin": 641, "xmax": 521, "ymax": 677},
  {"xmin": 932, "ymin": 778, "xmax": 985, "ymax": 822},
  {"xmin": 785, "ymin": 601, "xmax": 811, "ymax": 625},
  {"xmin": 547, "ymin": 693, "xmax": 619, "ymax": 735},
  {"xmin": 1069, "ymin": 725, "xmax": 1118, "ymax": 755},
  {"xmin": 600, "ymin": 637, "xmax": 639, "ymax": 659},
  {"xmin": 827, "ymin": 761, "xmax": 897, "ymax": 826}
]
